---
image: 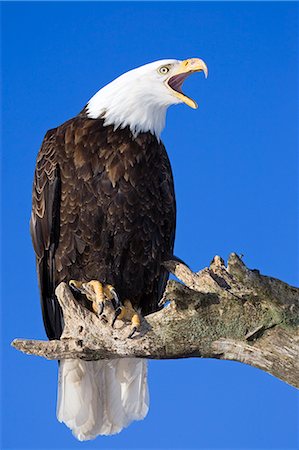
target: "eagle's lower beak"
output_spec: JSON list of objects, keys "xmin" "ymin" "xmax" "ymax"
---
[{"xmin": 166, "ymin": 58, "xmax": 208, "ymax": 109}]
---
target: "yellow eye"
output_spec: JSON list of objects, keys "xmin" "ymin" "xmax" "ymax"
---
[{"xmin": 158, "ymin": 66, "xmax": 170, "ymax": 75}]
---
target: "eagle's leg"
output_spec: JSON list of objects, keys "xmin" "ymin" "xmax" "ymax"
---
[
  {"xmin": 69, "ymin": 280, "xmax": 121, "ymax": 316},
  {"xmin": 112, "ymin": 299, "xmax": 141, "ymax": 338}
]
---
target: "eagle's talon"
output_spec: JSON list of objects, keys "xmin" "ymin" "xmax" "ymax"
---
[
  {"xmin": 112, "ymin": 301, "xmax": 141, "ymax": 337},
  {"xmin": 112, "ymin": 307, "xmax": 123, "ymax": 328},
  {"xmin": 91, "ymin": 300, "xmax": 105, "ymax": 316},
  {"xmin": 69, "ymin": 280, "xmax": 84, "ymax": 294},
  {"xmin": 128, "ymin": 326, "xmax": 137, "ymax": 339},
  {"xmin": 98, "ymin": 302, "xmax": 104, "ymax": 316},
  {"xmin": 70, "ymin": 280, "xmax": 122, "ymax": 318},
  {"xmin": 104, "ymin": 285, "xmax": 121, "ymax": 310},
  {"xmin": 111, "ymin": 289, "xmax": 121, "ymax": 309}
]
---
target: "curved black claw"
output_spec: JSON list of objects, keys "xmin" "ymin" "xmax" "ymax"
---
[
  {"xmin": 98, "ymin": 302, "xmax": 104, "ymax": 316},
  {"xmin": 128, "ymin": 327, "xmax": 137, "ymax": 339},
  {"xmin": 110, "ymin": 288, "xmax": 121, "ymax": 310},
  {"xmin": 69, "ymin": 281, "xmax": 83, "ymax": 294},
  {"xmin": 112, "ymin": 307, "xmax": 122, "ymax": 328}
]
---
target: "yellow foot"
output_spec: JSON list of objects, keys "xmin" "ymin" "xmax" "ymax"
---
[
  {"xmin": 69, "ymin": 280, "xmax": 120, "ymax": 316},
  {"xmin": 112, "ymin": 299, "xmax": 141, "ymax": 338}
]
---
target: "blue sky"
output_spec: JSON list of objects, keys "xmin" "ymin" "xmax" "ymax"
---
[{"xmin": 1, "ymin": 1, "xmax": 298, "ymax": 449}]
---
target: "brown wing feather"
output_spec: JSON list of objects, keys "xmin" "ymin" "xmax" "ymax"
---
[{"xmin": 30, "ymin": 131, "xmax": 63, "ymax": 339}]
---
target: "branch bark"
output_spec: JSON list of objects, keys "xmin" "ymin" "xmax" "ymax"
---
[{"xmin": 12, "ymin": 253, "xmax": 299, "ymax": 388}]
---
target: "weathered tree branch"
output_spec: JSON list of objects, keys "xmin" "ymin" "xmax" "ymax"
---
[{"xmin": 12, "ymin": 253, "xmax": 299, "ymax": 388}]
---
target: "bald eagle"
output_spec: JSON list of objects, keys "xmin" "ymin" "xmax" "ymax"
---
[{"xmin": 30, "ymin": 58, "xmax": 208, "ymax": 440}]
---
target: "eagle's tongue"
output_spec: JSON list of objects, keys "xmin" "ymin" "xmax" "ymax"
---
[{"xmin": 168, "ymin": 72, "xmax": 191, "ymax": 94}]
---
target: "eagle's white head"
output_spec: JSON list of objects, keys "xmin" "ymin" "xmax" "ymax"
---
[{"xmin": 86, "ymin": 58, "xmax": 208, "ymax": 139}]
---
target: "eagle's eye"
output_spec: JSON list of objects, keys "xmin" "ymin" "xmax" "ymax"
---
[{"xmin": 158, "ymin": 65, "xmax": 170, "ymax": 75}]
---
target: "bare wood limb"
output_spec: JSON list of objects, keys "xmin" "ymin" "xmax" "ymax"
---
[{"xmin": 12, "ymin": 253, "xmax": 299, "ymax": 388}]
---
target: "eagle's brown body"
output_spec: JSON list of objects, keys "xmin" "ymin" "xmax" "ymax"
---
[{"xmin": 31, "ymin": 113, "xmax": 176, "ymax": 340}]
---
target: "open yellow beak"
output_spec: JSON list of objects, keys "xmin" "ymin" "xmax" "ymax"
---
[{"xmin": 166, "ymin": 58, "xmax": 208, "ymax": 109}]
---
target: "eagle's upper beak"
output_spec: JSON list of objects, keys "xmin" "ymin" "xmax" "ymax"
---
[{"xmin": 165, "ymin": 58, "xmax": 208, "ymax": 109}]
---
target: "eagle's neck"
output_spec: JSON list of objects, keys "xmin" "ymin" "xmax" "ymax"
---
[{"xmin": 86, "ymin": 79, "xmax": 168, "ymax": 139}]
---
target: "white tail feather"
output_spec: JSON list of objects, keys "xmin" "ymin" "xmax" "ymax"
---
[{"xmin": 57, "ymin": 358, "xmax": 149, "ymax": 441}]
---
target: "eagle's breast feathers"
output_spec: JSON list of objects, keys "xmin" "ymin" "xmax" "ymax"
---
[{"xmin": 31, "ymin": 115, "xmax": 176, "ymax": 339}]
